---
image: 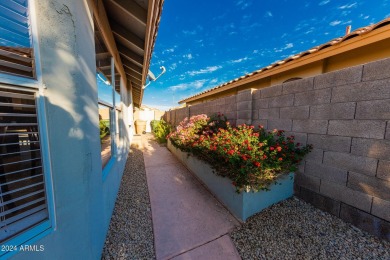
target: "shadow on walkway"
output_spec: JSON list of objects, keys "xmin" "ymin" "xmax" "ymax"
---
[{"xmin": 139, "ymin": 134, "xmax": 241, "ymax": 260}]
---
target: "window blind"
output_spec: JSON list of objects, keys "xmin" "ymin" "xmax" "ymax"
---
[
  {"xmin": 0, "ymin": 86, "xmax": 48, "ymax": 242},
  {"xmin": 0, "ymin": 0, "xmax": 35, "ymax": 79}
]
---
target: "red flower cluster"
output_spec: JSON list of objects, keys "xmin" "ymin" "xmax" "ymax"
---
[{"xmin": 169, "ymin": 113, "xmax": 312, "ymax": 192}]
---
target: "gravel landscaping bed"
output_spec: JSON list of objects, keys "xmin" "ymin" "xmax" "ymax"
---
[
  {"xmin": 102, "ymin": 147, "xmax": 155, "ymax": 260},
  {"xmin": 230, "ymin": 197, "xmax": 390, "ymax": 260}
]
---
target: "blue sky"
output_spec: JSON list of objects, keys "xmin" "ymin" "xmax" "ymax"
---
[{"xmin": 143, "ymin": 0, "xmax": 390, "ymax": 110}]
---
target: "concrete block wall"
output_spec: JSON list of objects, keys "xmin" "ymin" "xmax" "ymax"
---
[
  {"xmin": 166, "ymin": 95, "xmax": 238, "ymax": 127},
  {"xmin": 165, "ymin": 58, "xmax": 390, "ymax": 240}
]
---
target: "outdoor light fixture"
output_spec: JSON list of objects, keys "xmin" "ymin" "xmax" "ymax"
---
[{"xmin": 143, "ymin": 66, "xmax": 166, "ymax": 89}]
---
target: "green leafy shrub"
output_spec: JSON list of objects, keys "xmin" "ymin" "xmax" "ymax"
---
[
  {"xmin": 99, "ymin": 120, "xmax": 110, "ymax": 141},
  {"xmin": 169, "ymin": 114, "xmax": 312, "ymax": 192},
  {"xmin": 152, "ymin": 119, "xmax": 172, "ymax": 143},
  {"xmin": 150, "ymin": 120, "xmax": 160, "ymax": 132}
]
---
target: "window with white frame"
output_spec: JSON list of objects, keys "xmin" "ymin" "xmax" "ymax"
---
[{"xmin": 0, "ymin": 1, "xmax": 49, "ymax": 244}]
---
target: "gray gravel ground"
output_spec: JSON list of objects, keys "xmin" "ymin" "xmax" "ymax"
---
[
  {"xmin": 102, "ymin": 147, "xmax": 155, "ymax": 260},
  {"xmin": 230, "ymin": 197, "xmax": 390, "ymax": 260}
]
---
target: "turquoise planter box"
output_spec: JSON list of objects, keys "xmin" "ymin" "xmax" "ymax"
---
[{"xmin": 168, "ymin": 140, "xmax": 294, "ymax": 221}]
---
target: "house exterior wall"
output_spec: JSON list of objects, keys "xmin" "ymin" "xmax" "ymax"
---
[
  {"xmin": 10, "ymin": 1, "xmax": 132, "ymax": 259},
  {"xmin": 166, "ymin": 57, "xmax": 390, "ymax": 240}
]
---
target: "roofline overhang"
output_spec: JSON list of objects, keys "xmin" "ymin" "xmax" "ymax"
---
[
  {"xmin": 89, "ymin": 0, "xmax": 128, "ymax": 88},
  {"xmin": 179, "ymin": 20, "xmax": 390, "ymax": 104},
  {"xmin": 139, "ymin": 0, "xmax": 164, "ymax": 106}
]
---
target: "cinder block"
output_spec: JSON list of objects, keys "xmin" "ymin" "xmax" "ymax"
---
[
  {"xmin": 258, "ymin": 108, "xmax": 280, "ymax": 119},
  {"xmin": 362, "ymin": 58, "xmax": 390, "ymax": 81},
  {"xmin": 323, "ymin": 151, "xmax": 378, "ymax": 176},
  {"xmin": 305, "ymin": 161, "xmax": 347, "ymax": 184},
  {"xmin": 294, "ymin": 88, "xmax": 331, "ymax": 106},
  {"xmin": 377, "ymin": 160, "xmax": 390, "ymax": 181},
  {"xmin": 348, "ymin": 171, "xmax": 390, "ymax": 201},
  {"xmin": 328, "ymin": 120, "xmax": 386, "ymax": 139},
  {"xmin": 307, "ymin": 134, "xmax": 351, "ymax": 153},
  {"xmin": 237, "ymin": 110, "xmax": 252, "ymax": 120},
  {"xmin": 340, "ymin": 203, "xmax": 390, "ymax": 241},
  {"xmin": 284, "ymin": 131, "xmax": 308, "ymax": 145},
  {"xmin": 295, "ymin": 172, "xmax": 320, "ymax": 192},
  {"xmin": 320, "ymin": 181, "xmax": 372, "ymax": 212},
  {"xmin": 331, "ymin": 78, "xmax": 390, "ymax": 102},
  {"xmin": 224, "ymin": 101, "xmax": 237, "ymax": 112},
  {"xmin": 356, "ymin": 99, "xmax": 390, "ymax": 120},
  {"xmin": 282, "ymin": 77, "xmax": 314, "ymax": 94},
  {"xmin": 298, "ymin": 161, "xmax": 305, "ymax": 174},
  {"xmin": 253, "ymin": 98, "xmax": 269, "ymax": 109},
  {"xmin": 252, "ymin": 110, "xmax": 259, "ymax": 120},
  {"xmin": 280, "ymin": 106, "xmax": 309, "ymax": 119},
  {"xmin": 252, "ymin": 119, "xmax": 267, "ymax": 129},
  {"xmin": 314, "ymin": 65, "xmax": 363, "ymax": 89},
  {"xmin": 225, "ymin": 95, "xmax": 236, "ymax": 104},
  {"xmin": 371, "ymin": 197, "xmax": 390, "ymax": 222},
  {"xmin": 224, "ymin": 111, "xmax": 236, "ymax": 120},
  {"xmin": 236, "ymin": 119, "xmax": 251, "ymax": 125},
  {"xmin": 253, "ymin": 89, "xmax": 261, "ymax": 99},
  {"xmin": 304, "ymin": 148, "xmax": 324, "ymax": 163},
  {"xmin": 237, "ymin": 89, "xmax": 254, "ymax": 102},
  {"xmin": 268, "ymin": 94, "xmax": 294, "ymax": 108},
  {"xmin": 292, "ymin": 119, "xmax": 328, "ymax": 134},
  {"xmin": 351, "ymin": 138, "xmax": 390, "ymax": 160},
  {"xmin": 298, "ymin": 187, "xmax": 341, "ymax": 217},
  {"xmin": 237, "ymin": 101, "xmax": 252, "ymax": 111},
  {"xmin": 268, "ymin": 119, "xmax": 292, "ymax": 131},
  {"xmin": 261, "ymin": 84, "xmax": 282, "ymax": 98},
  {"xmin": 309, "ymin": 102, "xmax": 356, "ymax": 120}
]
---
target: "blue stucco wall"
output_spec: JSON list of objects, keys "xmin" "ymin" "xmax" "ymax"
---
[{"xmin": 8, "ymin": 1, "xmax": 130, "ymax": 259}]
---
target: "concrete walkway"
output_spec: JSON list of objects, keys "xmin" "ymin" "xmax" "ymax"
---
[{"xmin": 138, "ymin": 135, "xmax": 241, "ymax": 260}]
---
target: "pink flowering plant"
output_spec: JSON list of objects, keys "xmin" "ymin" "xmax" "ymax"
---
[
  {"xmin": 167, "ymin": 114, "xmax": 209, "ymax": 151},
  {"xmin": 168, "ymin": 113, "xmax": 312, "ymax": 192}
]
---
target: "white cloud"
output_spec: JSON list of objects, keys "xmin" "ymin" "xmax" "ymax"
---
[
  {"xmin": 169, "ymin": 63, "xmax": 177, "ymax": 71},
  {"xmin": 265, "ymin": 11, "xmax": 273, "ymax": 17},
  {"xmin": 230, "ymin": 57, "xmax": 249, "ymax": 63},
  {"xmin": 162, "ymin": 48, "xmax": 174, "ymax": 54},
  {"xmin": 169, "ymin": 79, "xmax": 207, "ymax": 91},
  {"xmin": 187, "ymin": 66, "xmax": 222, "ymax": 76},
  {"xmin": 210, "ymin": 78, "xmax": 218, "ymax": 84},
  {"xmin": 274, "ymin": 43, "xmax": 294, "ymax": 53},
  {"xmin": 253, "ymin": 50, "xmax": 259, "ymax": 54},
  {"xmin": 319, "ymin": 0, "xmax": 330, "ymax": 6},
  {"xmin": 305, "ymin": 28, "xmax": 314, "ymax": 34},
  {"xmin": 182, "ymin": 30, "xmax": 196, "ymax": 35},
  {"xmin": 338, "ymin": 3, "xmax": 357, "ymax": 9},
  {"xmin": 341, "ymin": 10, "xmax": 352, "ymax": 16},
  {"xmin": 183, "ymin": 54, "xmax": 193, "ymax": 60},
  {"xmin": 330, "ymin": 20, "xmax": 341, "ymax": 26},
  {"xmin": 236, "ymin": 0, "xmax": 251, "ymax": 9}
]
